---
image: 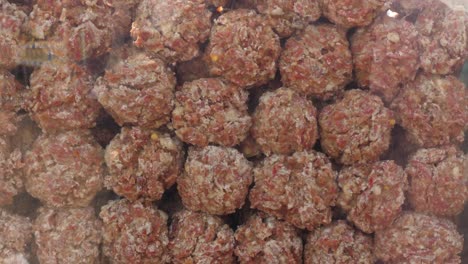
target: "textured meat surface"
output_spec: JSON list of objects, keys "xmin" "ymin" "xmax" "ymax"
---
[
  {"xmin": 375, "ymin": 212, "xmax": 464, "ymax": 264},
  {"xmin": 0, "ymin": 209, "xmax": 32, "ymax": 262},
  {"xmin": 178, "ymin": 146, "xmax": 253, "ymax": 215},
  {"xmin": 104, "ymin": 127, "xmax": 184, "ymax": 202},
  {"xmin": 172, "ymin": 78, "xmax": 251, "ymax": 147},
  {"xmin": 206, "ymin": 9, "xmax": 281, "ymax": 88},
  {"xmin": 24, "ymin": 130, "xmax": 104, "ymax": 208},
  {"xmin": 33, "ymin": 207, "xmax": 102, "ymax": 264},
  {"xmin": 100, "ymin": 199, "xmax": 171, "ymax": 264},
  {"xmin": 0, "ymin": 137, "xmax": 23, "ymax": 207},
  {"xmin": 280, "ymin": 24, "xmax": 352, "ymax": 99},
  {"xmin": 234, "ymin": 212, "xmax": 303, "ymax": 264},
  {"xmin": 320, "ymin": 0, "xmax": 388, "ymax": 28},
  {"xmin": 249, "ymin": 150, "xmax": 338, "ymax": 230},
  {"xmin": 169, "ymin": 209, "xmax": 235, "ymax": 264}
]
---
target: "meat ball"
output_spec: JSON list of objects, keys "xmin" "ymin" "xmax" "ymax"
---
[
  {"xmin": 375, "ymin": 212, "xmax": 464, "ymax": 263},
  {"xmin": 304, "ymin": 220, "xmax": 375, "ymax": 264},
  {"xmin": 279, "ymin": 24, "xmax": 352, "ymax": 99},
  {"xmin": 391, "ymin": 74, "xmax": 467, "ymax": 147},
  {"xmin": 169, "ymin": 209, "xmax": 235, "ymax": 264},
  {"xmin": 27, "ymin": 61, "xmax": 101, "ymax": 133},
  {"xmin": 33, "ymin": 207, "xmax": 102, "ymax": 264},
  {"xmin": 406, "ymin": 146, "xmax": 467, "ymax": 216},
  {"xmin": 28, "ymin": 0, "xmax": 136, "ymax": 62},
  {"xmin": 337, "ymin": 160, "xmax": 408, "ymax": 233},
  {"xmin": 0, "ymin": 209, "xmax": 32, "ymax": 262},
  {"xmin": 172, "ymin": 78, "xmax": 251, "ymax": 147},
  {"xmin": 206, "ymin": 9, "xmax": 281, "ymax": 88},
  {"xmin": 131, "ymin": 0, "xmax": 212, "ymax": 63},
  {"xmin": 0, "ymin": 69, "xmax": 24, "ymax": 112},
  {"xmin": 318, "ymin": 89, "xmax": 395, "ymax": 165},
  {"xmin": 251, "ymin": 87, "xmax": 318, "ymax": 156},
  {"xmin": 94, "ymin": 53, "xmax": 176, "ymax": 128},
  {"xmin": 177, "ymin": 146, "xmax": 253, "ymax": 215},
  {"xmin": 241, "ymin": 0, "xmax": 321, "ymax": 37},
  {"xmin": 24, "ymin": 130, "xmax": 104, "ymax": 208},
  {"xmin": 0, "ymin": 137, "xmax": 23, "ymax": 207},
  {"xmin": 234, "ymin": 212, "xmax": 303, "ymax": 264},
  {"xmin": 249, "ymin": 150, "xmax": 338, "ymax": 230},
  {"xmin": 351, "ymin": 16, "xmax": 420, "ymax": 102},
  {"xmin": 320, "ymin": 0, "xmax": 388, "ymax": 28},
  {"xmin": 0, "ymin": 0, "xmax": 27, "ymax": 69},
  {"xmin": 104, "ymin": 127, "xmax": 184, "ymax": 202},
  {"xmin": 100, "ymin": 199, "xmax": 171, "ymax": 264},
  {"xmin": 414, "ymin": 0, "xmax": 467, "ymax": 74}
]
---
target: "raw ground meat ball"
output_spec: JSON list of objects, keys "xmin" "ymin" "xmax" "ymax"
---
[
  {"xmin": 0, "ymin": 69, "xmax": 24, "ymax": 112},
  {"xmin": 375, "ymin": 212, "xmax": 464, "ymax": 263},
  {"xmin": 178, "ymin": 146, "xmax": 253, "ymax": 215},
  {"xmin": 320, "ymin": 0, "xmax": 388, "ymax": 28},
  {"xmin": 33, "ymin": 207, "xmax": 102, "ymax": 264},
  {"xmin": 249, "ymin": 150, "xmax": 338, "ymax": 230},
  {"xmin": 131, "ymin": 0, "xmax": 212, "ymax": 63},
  {"xmin": 94, "ymin": 52, "xmax": 176, "ymax": 128},
  {"xmin": 0, "ymin": 137, "xmax": 23, "ymax": 207},
  {"xmin": 319, "ymin": 89, "xmax": 395, "ymax": 165},
  {"xmin": 351, "ymin": 16, "xmax": 420, "ymax": 102},
  {"xmin": 337, "ymin": 160, "xmax": 408, "ymax": 233},
  {"xmin": 104, "ymin": 126, "xmax": 184, "ymax": 202},
  {"xmin": 234, "ymin": 212, "xmax": 303, "ymax": 264},
  {"xmin": 0, "ymin": 209, "xmax": 32, "ymax": 263},
  {"xmin": 391, "ymin": 74, "xmax": 467, "ymax": 147},
  {"xmin": 251, "ymin": 87, "xmax": 318, "ymax": 156},
  {"xmin": 241, "ymin": 0, "xmax": 321, "ymax": 37},
  {"xmin": 24, "ymin": 130, "xmax": 104, "ymax": 208},
  {"xmin": 169, "ymin": 209, "xmax": 235, "ymax": 264},
  {"xmin": 28, "ymin": 0, "xmax": 137, "ymax": 62},
  {"xmin": 304, "ymin": 220, "xmax": 375, "ymax": 264},
  {"xmin": 279, "ymin": 24, "xmax": 352, "ymax": 99},
  {"xmin": 406, "ymin": 146, "xmax": 467, "ymax": 216},
  {"xmin": 206, "ymin": 9, "xmax": 281, "ymax": 88},
  {"xmin": 27, "ymin": 61, "xmax": 101, "ymax": 133},
  {"xmin": 414, "ymin": 0, "xmax": 467, "ymax": 75},
  {"xmin": 100, "ymin": 199, "xmax": 171, "ymax": 264},
  {"xmin": 172, "ymin": 78, "xmax": 251, "ymax": 147},
  {"xmin": 0, "ymin": 0, "xmax": 27, "ymax": 69}
]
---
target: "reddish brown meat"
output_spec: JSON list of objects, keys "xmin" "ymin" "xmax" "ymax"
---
[
  {"xmin": 280, "ymin": 24, "xmax": 352, "ymax": 99},
  {"xmin": 251, "ymin": 87, "xmax": 318, "ymax": 156},
  {"xmin": 234, "ymin": 212, "xmax": 303, "ymax": 264},
  {"xmin": 104, "ymin": 127, "xmax": 184, "ymax": 202},
  {"xmin": 241, "ymin": 0, "xmax": 321, "ymax": 37},
  {"xmin": 320, "ymin": 0, "xmax": 388, "ymax": 28},
  {"xmin": 131, "ymin": 0, "xmax": 212, "ymax": 63},
  {"xmin": 391, "ymin": 74, "xmax": 467, "ymax": 147},
  {"xmin": 178, "ymin": 146, "xmax": 253, "ymax": 215},
  {"xmin": 0, "ymin": 209, "xmax": 32, "ymax": 263},
  {"xmin": 375, "ymin": 212, "xmax": 464, "ymax": 264},
  {"xmin": 0, "ymin": 69, "xmax": 24, "ymax": 112},
  {"xmin": 304, "ymin": 220, "xmax": 375, "ymax": 264},
  {"xmin": 0, "ymin": 0, "xmax": 27, "ymax": 69},
  {"xmin": 24, "ymin": 130, "xmax": 104, "ymax": 208},
  {"xmin": 27, "ymin": 61, "xmax": 101, "ymax": 133},
  {"xmin": 172, "ymin": 78, "xmax": 251, "ymax": 147},
  {"xmin": 94, "ymin": 53, "xmax": 176, "ymax": 128},
  {"xmin": 351, "ymin": 16, "xmax": 420, "ymax": 102},
  {"xmin": 337, "ymin": 160, "xmax": 408, "ymax": 233},
  {"xmin": 319, "ymin": 89, "xmax": 395, "ymax": 165},
  {"xmin": 206, "ymin": 9, "xmax": 281, "ymax": 88},
  {"xmin": 33, "ymin": 207, "xmax": 102, "ymax": 264},
  {"xmin": 406, "ymin": 146, "xmax": 467, "ymax": 216},
  {"xmin": 169, "ymin": 209, "xmax": 235, "ymax": 264},
  {"xmin": 100, "ymin": 199, "xmax": 171, "ymax": 264},
  {"xmin": 249, "ymin": 150, "xmax": 338, "ymax": 230}
]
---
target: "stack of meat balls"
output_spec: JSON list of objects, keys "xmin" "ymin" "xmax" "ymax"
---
[{"xmin": 0, "ymin": 0, "xmax": 467, "ymax": 263}]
